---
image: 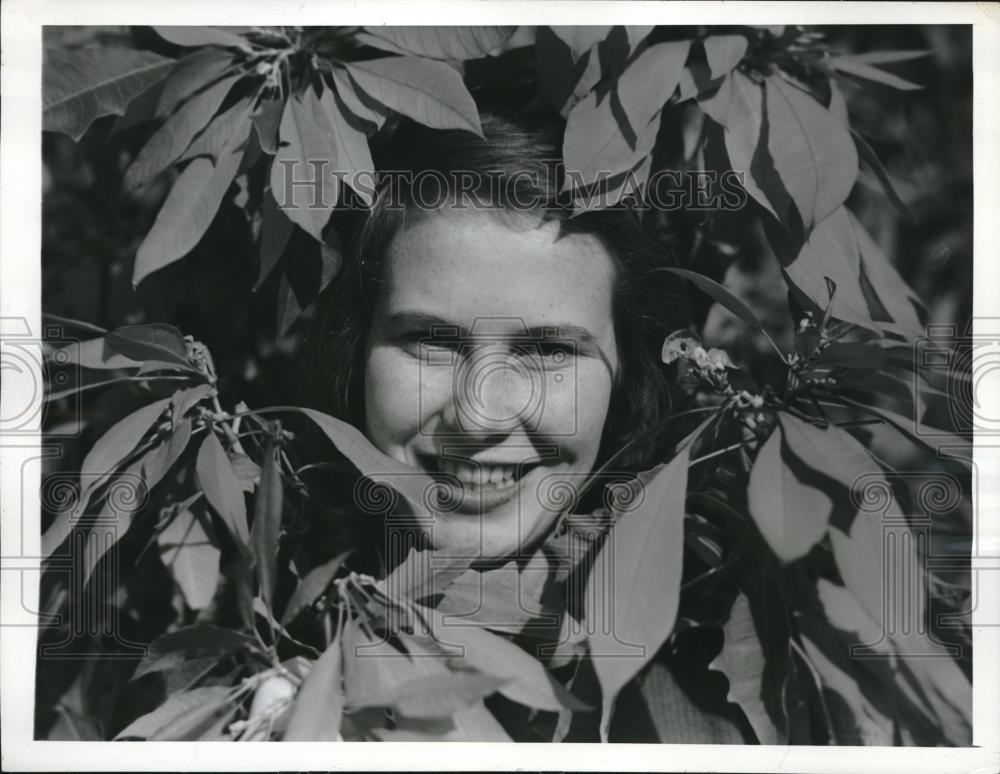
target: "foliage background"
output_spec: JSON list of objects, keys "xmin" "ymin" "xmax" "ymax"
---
[{"xmin": 37, "ymin": 24, "xmax": 973, "ymax": 744}]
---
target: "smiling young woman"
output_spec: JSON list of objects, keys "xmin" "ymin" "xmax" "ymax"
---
[{"xmin": 302, "ymin": 111, "xmax": 754, "ymax": 742}]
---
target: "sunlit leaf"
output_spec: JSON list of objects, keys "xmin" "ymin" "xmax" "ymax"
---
[
  {"xmin": 550, "ymin": 26, "xmax": 613, "ymax": 60},
  {"xmin": 345, "ymin": 57, "xmax": 482, "ymax": 136},
  {"xmin": 124, "ymin": 73, "xmax": 240, "ymax": 192},
  {"xmin": 196, "ymin": 432, "xmax": 250, "ymax": 545},
  {"xmin": 104, "ymin": 323, "xmax": 195, "ymax": 370},
  {"xmin": 271, "ymin": 92, "xmax": 337, "ymax": 241},
  {"xmin": 251, "ymin": 441, "xmax": 283, "ymax": 606},
  {"xmin": 329, "ymin": 67, "xmax": 387, "ymax": 130},
  {"xmin": 851, "ymin": 130, "xmax": 912, "ymax": 220},
  {"xmin": 763, "ymin": 74, "xmax": 858, "ymax": 228},
  {"xmin": 314, "ymin": 85, "xmax": 376, "ymax": 206},
  {"xmin": 783, "ymin": 206, "xmax": 878, "ymax": 331},
  {"xmin": 141, "ymin": 417, "xmax": 192, "ymax": 487},
  {"xmin": 709, "ymin": 592, "xmax": 781, "ymax": 744},
  {"xmin": 281, "ymin": 551, "xmax": 351, "ymax": 626},
  {"xmin": 132, "ymin": 624, "xmax": 255, "ymax": 680},
  {"xmin": 284, "ymin": 634, "xmax": 344, "ymax": 740},
  {"xmin": 170, "ymin": 384, "xmax": 213, "ymax": 429},
  {"xmin": 830, "ymin": 57, "xmax": 922, "ymax": 90},
  {"xmin": 115, "ymin": 686, "xmax": 233, "ymax": 740},
  {"xmin": 52, "ymin": 338, "xmax": 143, "ymax": 371},
  {"xmin": 133, "ymin": 101, "xmax": 252, "ymax": 286},
  {"xmin": 158, "ymin": 507, "xmax": 221, "ymax": 610},
  {"xmin": 179, "ymin": 96, "xmax": 254, "ymax": 162},
  {"xmin": 357, "ymin": 26, "xmax": 516, "ymax": 60},
  {"xmin": 352, "ymin": 671, "xmax": 506, "ymax": 719},
  {"xmin": 616, "ymin": 41, "xmax": 691, "ymax": 139},
  {"xmin": 153, "ymin": 26, "xmax": 250, "ymax": 50},
  {"xmin": 747, "ymin": 427, "xmax": 831, "ymax": 562},
  {"xmin": 43, "ymin": 48, "xmax": 175, "ymax": 140},
  {"xmin": 584, "ymin": 446, "xmax": 689, "ymax": 741},
  {"xmin": 703, "ymin": 34, "xmax": 748, "ymax": 79}
]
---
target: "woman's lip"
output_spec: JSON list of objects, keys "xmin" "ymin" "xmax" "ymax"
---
[{"xmin": 430, "ymin": 468, "xmax": 537, "ymax": 514}]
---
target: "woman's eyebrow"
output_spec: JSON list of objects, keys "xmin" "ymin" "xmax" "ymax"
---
[{"xmin": 385, "ymin": 312, "xmax": 599, "ymax": 346}]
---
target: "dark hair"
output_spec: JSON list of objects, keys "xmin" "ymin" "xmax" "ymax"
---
[{"xmin": 309, "ymin": 112, "xmax": 690, "ymax": 473}]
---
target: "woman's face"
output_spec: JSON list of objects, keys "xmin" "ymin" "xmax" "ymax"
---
[{"xmin": 363, "ymin": 211, "xmax": 619, "ymax": 559}]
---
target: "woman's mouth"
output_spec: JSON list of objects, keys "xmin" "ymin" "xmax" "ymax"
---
[{"xmin": 417, "ymin": 454, "xmax": 542, "ymax": 514}]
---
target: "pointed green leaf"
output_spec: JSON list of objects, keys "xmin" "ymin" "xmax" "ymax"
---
[
  {"xmin": 271, "ymin": 93, "xmax": 337, "ymax": 241},
  {"xmin": 251, "ymin": 441, "xmax": 283, "ymax": 606},
  {"xmin": 329, "ymin": 67, "xmax": 387, "ymax": 130},
  {"xmin": 153, "ymin": 26, "xmax": 250, "ymax": 51},
  {"xmin": 345, "ymin": 57, "xmax": 482, "ymax": 136},
  {"xmin": 158, "ymin": 507, "xmax": 221, "ymax": 610},
  {"xmin": 748, "ymin": 427, "xmax": 832, "ymax": 562},
  {"xmin": 43, "ymin": 48, "xmax": 175, "ymax": 140},
  {"xmin": 141, "ymin": 417, "xmax": 192, "ymax": 488},
  {"xmin": 115, "ymin": 686, "xmax": 233, "ymax": 740},
  {"xmin": 357, "ymin": 26, "xmax": 516, "ymax": 60},
  {"xmin": 784, "ymin": 206, "xmax": 878, "ymax": 331},
  {"xmin": 284, "ymin": 634, "xmax": 344, "ymax": 741},
  {"xmin": 196, "ymin": 432, "xmax": 249, "ymax": 545},
  {"xmin": 617, "ymin": 40, "xmax": 691, "ymax": 137},
  {"xmin": 703, "ymin": 34, "xmax": 748, "ymax": 79},
  {"xmin": 104, "ymin": 323, "xmax": 195, "ymax": 370},
  {"xmin": 830, "ymin": 57, "xmax": 922, "ymax": 90},
  {"xmin": 351, "ymin": 671, "xmax": 507, "ymax": 718},
  {"xmin": 550, "ymin": 26, "xmax": 613, "ymax": 60},
  {"xmin": 764, "ymin": 74, "xmax": 859, "ymax": 228},
  {"xmin": 584, "ymin": 446, "xmax": 689, "ymax": 741},
  {"xmin": 255, "ymin": 189, "xmax": 295, "ymax": 289},
  {"xmin": 709, "ymin": 592, "xmax": 781, "ymax": 744},
  {"xmin": 313, "ymin": 85, "xmax": 375, "ymax": 206},
  {"xmin": 281, "ymin": 551, "xmax": 351, "ymax": 626},
  {"xmin": 132, "ymin": 624, "xmax": 255, "ymax": 680},
  {"xmin": 250, "ymin": 92, "xmax": 284, "ymax": 154},
  {"xmin": 124, "ymin": 73, "xmax": 240, "ymax": 192},
  {"xmin": 51, "ymin": 338, "xmax": 143, "ymax": 371}
]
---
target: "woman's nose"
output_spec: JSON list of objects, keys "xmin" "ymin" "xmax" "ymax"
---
[{"xmin": 442, "ymin": 344, "xmax": 542, "ymax": 437}]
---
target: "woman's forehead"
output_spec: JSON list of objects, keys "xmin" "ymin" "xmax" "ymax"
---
[{"xmin": 377, "ymin": 211, "xmax": 617, "ymax": 332}]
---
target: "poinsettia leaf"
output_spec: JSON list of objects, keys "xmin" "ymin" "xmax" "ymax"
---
[
  {"xmin": 550, "ymin": 26, "xmax": 614, "ymax": 60},
  {"xmin": 382, "ymin": 547, "xmax": 472, "ymax": 602},
  {"xmin": 43, "ymin": 48, "xmax": 175, "ymax": 140},
  {"xmin": 662, "ymin": 267, "xmax": 773, "ymax": 341},
  {"xmin": 313, "ymin": 85, "xmax": 376, "ymax": 206},
  {"xmin": 851, "ymin": 130, "xmax": 912, "ymax": 220},
  {"xmin": 196, "ymin": 432, "xmax": 250, "ymax": 546},
  {"xmin": 170, "ymin": 384, "xmax": 213, "ymax": 429},
  {"xmin": 284, "ymin": 634, "xmax": 344, "ymax": 740},
  {"xmin": 52, "ymin": 338, "xmax": 143, "ymax": 371},
  {"xmin": 616, "ymin": 40, "xmax": 691, "ymax": 139},
  {"xmin": 275, "ymin": 272, "xmax": 304, "ymax": 336},
  {"xmin": 158, "ymin": 507, "xmax": 221, "ymax": 610},
  {"xmin": 41, "ymin": 399, "xmax": 171, "ymax": 559},
  {"xmin": 227, "ymin": 451, "xmax": 262, "ymax": 493},
  {"xmin": 783, "ymin": 206, "xmax": 879, "ymax": 331},
  {"xmin": 133, "ymin": 100, "xmax": 252, "ymax": 286},
  {"xmin": 141, "ymin": 417, "xmax": 192, "ymax": 488},
  {"xmin": 115, "ymin": 686, "xmax": 234, "ymax": 740},
  {"xmin": 847, "ymin": 50, "xmax": 932, "ymax": 65},
  {"xmin": 703, "ymin": 34, "xmax": 748, "ymax": 79},
  {"xmin": 132, "ymin": 625, "xmax": 254, "ymax": 681},
  {"xmin": 563, "ymin": 84, "xmax": 660, "ymax": 192},
  {"xmin": 124, "ymin": 73, "xmax": 241, "ymax": 192},
  {"xmin": 255, "ymin": 189, "xmax": 295, "ymax": 289},
  {"xmin": 281, "ymin": 550, "xmax": 351, "ymax": 626},
  {"xmin": 271, "ymin": 92, "xmax": 337, "ymax": 241},
  {"xmin": 251, "ymin": 441, "xmax": 283, "ymax": 606},
  {"xmin": 584, "ymin": 446, "xmax": 689, "ymax": 741},
  {"xmin": 104, "ymin": 323, "xmax": 195, "ymax": 370},
  {"xmin": 357, "ymin": 26, "xmax": 516, "ymax": 61},
  {"xmin": 847, "ymin": 212, "xmax": 925, "ymax": 338},
  {"xmin": 296, "ymin": 408, "xmax": 441, "ymax": 514},
  {"xmin": 345, "ymin": 56, "xmax": 482, "ymax": 136},
  {"xmin": 328, "ymin": 67, "xmax": 388, "ymax": 130},
  {"xmin": 747, "ymin": 426, "xmax": 832, "ymax": 562},
  {"xmin": 250, "ymin": 91, "xmax": 284, "ymax": 154},
  {"xmin": 179, "ymin": 96, "xmax": 254, "ymax": 162},
  {"xmin": 830, "ymin": 57, "xmax": 922, "ymax": 90},
  {"xmin": 699, "ymin": 71, "xmax": 784, "ymax": 223},
  {"xmin": 152, "ymin": 26, "xmax": 251, "ymax": 51},
  {"xmin": 824, "ymin": 394, "xmax": 969, "ymax": 451},
  {"xmin": 763, "ymin": 73, "xmax": 859, "ymax": 229},
  {"xmin": 709, "ymin": 592, "xmax": 781, "ymax": 744},
  {"xmin": 351, "ymin": 671, "xmax": 507, "ymax": 719},
  {"xmin": 421, "ymin": 609, "xmax": 586, "ymax": 712},
  {"xmin": 154, "ymin": 48, "xmax": 235, "ymax": 118}
]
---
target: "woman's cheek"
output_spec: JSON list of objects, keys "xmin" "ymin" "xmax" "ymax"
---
[{"xmin": 364, "ymin": 346, "xmax": 427, "ymax": 449}]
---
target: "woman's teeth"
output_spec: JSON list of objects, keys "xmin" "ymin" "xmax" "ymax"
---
[{"xmin": 436, "ymin": 458, "xmax": 521, "ymax": 487}]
